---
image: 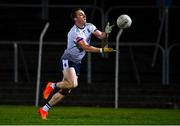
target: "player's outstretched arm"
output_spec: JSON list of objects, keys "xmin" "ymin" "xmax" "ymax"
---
[
  {"xmin": 77, "ymin": 40, "xmax": 115, "ymax": 53},
  {"xmin": 92, "ymin": 22, "xmax": 114, "ymax": 40}
]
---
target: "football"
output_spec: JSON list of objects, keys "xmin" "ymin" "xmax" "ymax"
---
[{"xmin": 116, "ymin": 14, "xmax": 132, "ymax": 29}]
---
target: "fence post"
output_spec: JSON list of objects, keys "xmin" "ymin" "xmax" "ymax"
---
[
  {"xmin": 35, "ymin": 22, "xmax": 50, "ymax": 107},
  {"xmin": 14, "ymin": 42, "xmax": 18, "ymax": 83},
  {"xmin": 115, "ymin": 29, "xmax": 123, "ymax": 109}
]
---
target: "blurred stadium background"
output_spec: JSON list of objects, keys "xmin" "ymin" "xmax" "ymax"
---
[{"xmin": 0, "ymin": 0, "xmax": 180, "ymax": 109}]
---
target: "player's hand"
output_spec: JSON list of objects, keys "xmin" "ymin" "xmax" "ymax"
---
[
  {"xmin": 103, "ymin": 47, "xmax": 115, "ymax": 52},
  {"xmin": 105, "ymin": 22, "xmax": 115, "ymax": 34},
  {"xmin": 100, "ymin": 44, "xmax": 116, "ymax": 54}
]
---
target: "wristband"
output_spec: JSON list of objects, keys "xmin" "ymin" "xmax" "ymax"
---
[{"xmin": 99, "ymin": 48, "xmax": 103, "ymax": 53}]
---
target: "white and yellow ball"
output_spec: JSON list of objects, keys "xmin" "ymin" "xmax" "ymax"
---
[{"xmin": 116, "ymin": 14, "xmax": 132, "ymax": 29}]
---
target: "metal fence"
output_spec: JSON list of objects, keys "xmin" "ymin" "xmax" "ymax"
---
[{"xmin": 0, "ymin": 4, "xmax": 180, "ymax": 107}]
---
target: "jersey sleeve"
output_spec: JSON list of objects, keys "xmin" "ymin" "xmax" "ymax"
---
[
  {"xmin": 89, "ymin": 23, "xmax": 97, "ymax": 33},
  {"xmin": 73, "ymin": 32, "xmax": 84, "ymax": 43}
]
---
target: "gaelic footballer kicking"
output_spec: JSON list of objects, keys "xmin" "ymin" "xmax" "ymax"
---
[{"xmin": 38, "ymin": 8, "xmax": 115, "ymax": 120}]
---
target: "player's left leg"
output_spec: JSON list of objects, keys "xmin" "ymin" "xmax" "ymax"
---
[
  {"xmin": 39, "ymin": 60, "xmax": 80, "ymax": 120},
  {"xmin": 39, "ymin": 69, "xmax": 78, "ymax": 119},
  {"xmin": 48, "ymin": 89, "xmax": 71, "ymax": 106},
  {"xmin": 39, "ymin": 89, "xmax": 70, "ymax": 120},
  {"xmin": 42, "ymin": 70, "xmax": 77, "ymax": 111}
]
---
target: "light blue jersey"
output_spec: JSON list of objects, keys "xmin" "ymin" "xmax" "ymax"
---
[{"xmin": 61, "ymin": 23, "xmax": 97, "ymax": 63}]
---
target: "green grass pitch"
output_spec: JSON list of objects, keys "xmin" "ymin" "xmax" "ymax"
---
[{"xmin": 0, "ymin": 105, "xmax": 180, "ymax": 125}]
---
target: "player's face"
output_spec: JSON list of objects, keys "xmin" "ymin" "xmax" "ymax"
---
[{"xmin": 75, "ymin": 10, "xmax": 86, "ymax": 25}]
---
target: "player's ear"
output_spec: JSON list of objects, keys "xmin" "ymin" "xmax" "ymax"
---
[{"xmin": 74, "ymin": 17, "xmax": 77, "ymax": 21}]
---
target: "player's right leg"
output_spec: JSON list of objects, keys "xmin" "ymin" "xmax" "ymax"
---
[
  {"xmin": 43, "ymin": 68, "xmax": 78, "ymax": 99},
  {"xmin": 39, "ymin": 59, "xmax": 79, "ymax": 120},
  {"xmin": 43, "ymin": 82, "xmax": 56, "ymax": 100},
  {"xmin": 43, "ymin": 60, "xmax": 78, "ymax": 100},
  {"xmin": 57, "ymin": 67, "xmax": 78, "ymax": 89}
]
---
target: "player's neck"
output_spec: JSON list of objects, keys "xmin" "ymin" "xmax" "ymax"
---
[{"xmin": 75, "ymin": 23, "xmax": 85, "ymax": 29}]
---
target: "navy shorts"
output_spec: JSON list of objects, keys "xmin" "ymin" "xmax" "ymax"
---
[{"xmin": 59, "ymin": 59, "xmax": 81, "ymax": 76}]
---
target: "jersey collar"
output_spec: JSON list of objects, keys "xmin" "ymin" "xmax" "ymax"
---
[{"xmin": 75, "ymin": 24, "xmax": 86, "ymax": 29}]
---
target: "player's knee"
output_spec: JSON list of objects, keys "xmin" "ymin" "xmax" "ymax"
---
[
  {"xmin": 66, "ymin": 80, "xmax": 78, "ymax": 89},
  {"xmin": 69, "ymin": 81, "xmax": 78, "ymax": 88},
  {"xmin": 73, "ymin": 81, "xmax": 78, "ymax": 88}
]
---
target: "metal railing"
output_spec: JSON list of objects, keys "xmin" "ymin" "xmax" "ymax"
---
[
  {"xmin": 35, "ymin": 22, "xmax": 50, "ymax": 107},
  {"xmin": 0, "ymin": 40, "xmax": 179, "ymax": 108},
  {"xmin": 0, "ymin": 4, "xmax": 180, "ymax": 108},
  {"xmin": 167, "ymin": 43, "xmax": 180, "ymax": 84},
  {"xmin": 0, "ymin": 3, "xmax": 105, "ymax": 29}
]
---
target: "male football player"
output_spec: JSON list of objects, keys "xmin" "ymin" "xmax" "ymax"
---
[{"xmin": 39, "ymin": 8, "xmax": 115, "ymax": 120}]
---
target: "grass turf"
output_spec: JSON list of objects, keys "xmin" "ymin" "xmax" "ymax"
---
[{"xmin": 0, "ymin": 105, "xmax": 180, "ymax": 125}]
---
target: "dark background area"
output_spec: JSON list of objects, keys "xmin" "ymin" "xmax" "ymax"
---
[
  {"xmin": 0, "ymin": 0, "xmax": 180, "ymax": 108},
  {"xmin": 0, "ymin": 0, "xmax": 179, "ymax": 42}
]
